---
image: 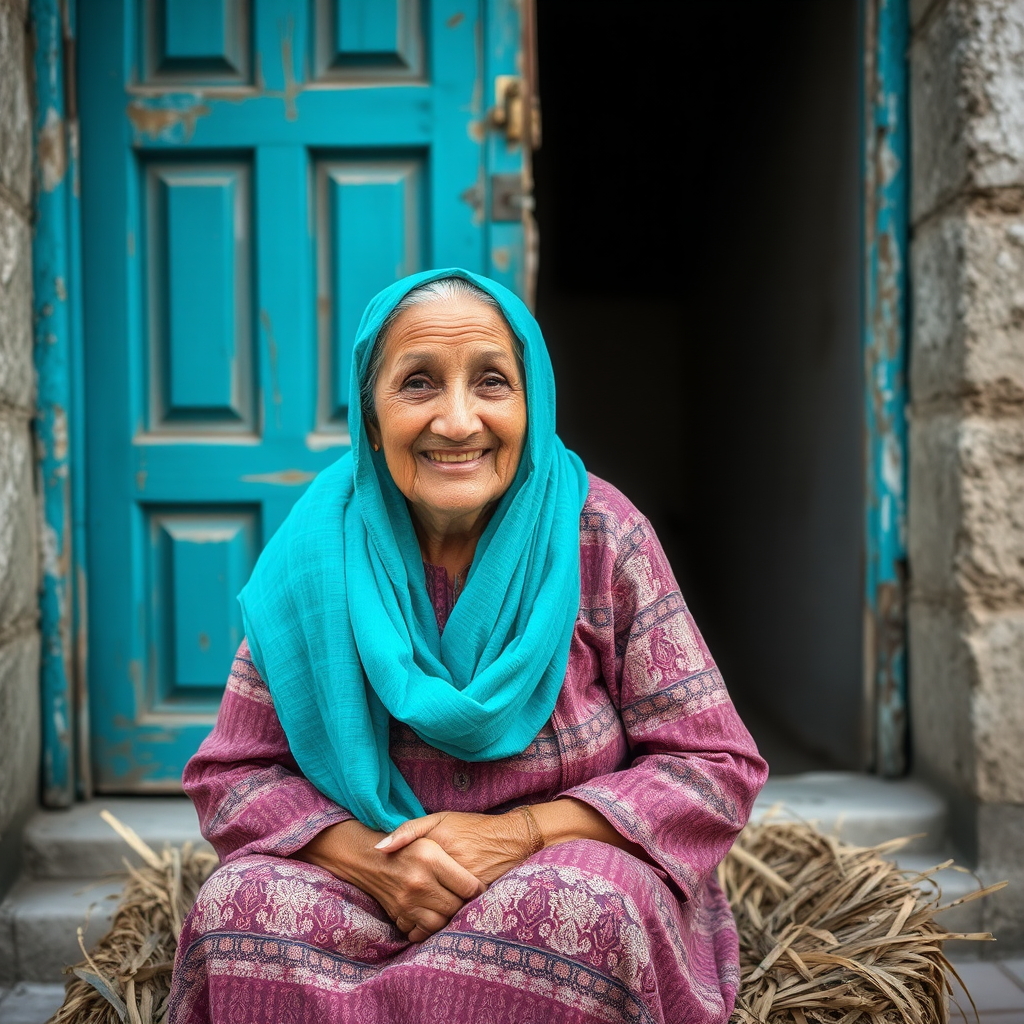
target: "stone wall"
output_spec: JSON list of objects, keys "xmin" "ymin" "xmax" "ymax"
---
[
  {"xmin": 910, "ymin": 0, "xmax": 1024, "ymax": 945},
  {"xmin": 0, "ymin": 0, "xmax": 39, "ymax": 897}
]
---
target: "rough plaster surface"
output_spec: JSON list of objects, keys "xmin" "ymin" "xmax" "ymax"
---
[
  {"xmin": 0, "ymin": 2, "xmax": 30, "ymax": 208},
  {"xmin": 912, "ymin": 200, "xmax": 1024, "ymax": 406},
  {"xmin": 0, "ymin": 199, "xmax": 33, "ymax": 413},
  {"xmin": 0, "ymin": 418, "xmax": 36, "ymax": 633},
  {"xmin": 912, "ymin": 0, "xmax": 1024, "ymax": 220},
  {"xmin": 0, "ymin": 633, "xmax": 39, "ymax": 845}
]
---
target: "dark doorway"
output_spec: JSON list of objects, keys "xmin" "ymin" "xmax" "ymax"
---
[{"xmin": 533, "ymin": 1, "xmax": 864, "ymax": 772}]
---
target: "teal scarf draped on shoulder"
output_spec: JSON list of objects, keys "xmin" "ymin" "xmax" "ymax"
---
[{"xmin": 237, "ymin": 269, "xmax": 589, "ymax": 833}]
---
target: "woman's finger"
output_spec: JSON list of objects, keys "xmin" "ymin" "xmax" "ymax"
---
[
  {"xmin": 405, "ymin": 907, "xmax": 449, "ymax": 940},
  {"xmin": 375, "ymin": 812, "xmax": 445, "ymax": 853},
  {"xmin": 427, "ymin": 843, "xmax": 487, "ymax": 901}
]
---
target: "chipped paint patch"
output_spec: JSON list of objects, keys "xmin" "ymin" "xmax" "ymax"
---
[
  {"xmin": 260, "ymin": 309, "xmax": 283, "ymax": 427},
  {"xmin": 447, "ymin": 12, "xmax": 466, "ymax": 28},
  {"xmin": 240, "ymin": 469, "xmax": 316, "ymax": 485},
  {"xmin": 492, "ymin": 246, "xmax": 511, "ymax": 272},
  {"xmin": 280, "ymin": 21, "xmax": 300, "ymax": 122},
  {"xmin": 38, "ymin": 106, "xmax": 67, "ymax": 191},
  {"xmin": 127, "ymin": 97, "xmax": 211, "ymax": 142}
]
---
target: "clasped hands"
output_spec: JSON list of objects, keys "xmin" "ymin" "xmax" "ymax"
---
[{"xmin": 296, "ymin": 809, "xmax": 538, "ymax": 944}]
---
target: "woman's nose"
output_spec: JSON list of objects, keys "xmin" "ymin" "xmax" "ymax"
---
[{"xmin": 432, "ymin": 386, "xmax": 483, "ymax": 439}]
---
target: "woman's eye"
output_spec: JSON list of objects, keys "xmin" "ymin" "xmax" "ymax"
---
[
  {"xmin": 402, "ymin": 376, "xmax": 433, "ymax": 392},
  {"xmin": 481, "ymin": 375, "xmax": 508, "ymax": 389}
]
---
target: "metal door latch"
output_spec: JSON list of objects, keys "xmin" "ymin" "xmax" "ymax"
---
[{"xmin": 491, "ymin": 173, "xmax": 533, "ymax": 222}]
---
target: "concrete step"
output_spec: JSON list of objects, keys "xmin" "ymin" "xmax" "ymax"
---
[
  {"xmin": 0, "ymin": 983, "xmax": 66, "ymax": 1024},
  {"xmin": 22, "ymin": 797, "xmax": 208, "ymax": 879},
  {"xmin": 0, "ymin": 876, "xmax": 123, "ymax": 986},
  {"xmin": 754, "ymin": 771, "xmax": 948, "ymax": 853}
]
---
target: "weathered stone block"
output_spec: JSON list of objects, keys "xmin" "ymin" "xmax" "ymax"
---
[
  {"xmin": 908, "ymin": 598, "xmax": 976, "ymax": 794},
  {"xmin": 911, "ymin": 202, "xmax": 1024, "ymax": 406},
  {"xmin": 970, "ymin": 608, "xmax": 1024, "ymax": 803},
  {"xmin": 911, "ymin": 0, "xmax": 943, "ymax": 30},
  {"xmin": 911, "ymin": 0, "xmax": 972, "ymax": 219},
  {"xmin": 908, "ymin": 412, "xmax": 962, "ymax": 595},
  {"xmin": 909, "ymin": 413, "xmax": 1024, "ymax": 601},
  {"xmin": 0, "ymin": 416, "xmax": 37, "ymax": 630},
  {"xmin": 959, "ymin": 416, "xmax": 1024, "ymax": 602},
  {"xmin": 978, "ymin": 804, "xmax": 1024, "ymax": 945},
  {"xmin": 0, "ymin": 199, "xmax": 33, "ymax": 412},
  {"xmin": 912, "ymin": 0, "xmax": 1024, "ymax": 220},
  {"xmin": 0, "ymin": 3, "xmax": 31, "ymax": 207},
  {"xmin": 910, "ymin": 602, "xmax": 1024, "ymax": 807},
  {"xmin": 0, "ymin": 632, "xmax": 40, "ymax": 837}
]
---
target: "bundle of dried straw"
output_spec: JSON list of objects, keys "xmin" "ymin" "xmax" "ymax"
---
[
  {"xmin": 721, "ymin": 820, "xmax": 1005, "ymax": 1023},
  {"xmin": 48, "ymin": 813, "xmax": 1001, "ymax": 1023},
  {"xmin": 49, "ymin": 810, "xmax": 216, "ymax": 1024}
]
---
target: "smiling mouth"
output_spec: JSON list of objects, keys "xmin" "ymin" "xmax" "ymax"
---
[{"xmin": 423, "ymin": 449, "xmax": 487, "ymax": 463}]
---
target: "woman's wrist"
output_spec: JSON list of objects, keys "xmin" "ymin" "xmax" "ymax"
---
[{"xmin": 295, "ymin": 819, "xmax": 382, "ymax": 881}]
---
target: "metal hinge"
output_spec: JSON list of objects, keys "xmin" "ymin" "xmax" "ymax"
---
[{"xmin": 490, "ymin": 75, "xmax": 541, "ymax": 147}]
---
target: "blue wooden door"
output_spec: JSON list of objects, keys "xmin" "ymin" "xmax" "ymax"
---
[{"xmin": 79, "ymin": 0, "xmax": 530, "ymax": 790}]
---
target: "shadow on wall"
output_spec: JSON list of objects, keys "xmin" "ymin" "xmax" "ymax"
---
[{"xmin": 533, "ymin": 0, "xmax": 864, "ymax": 772}]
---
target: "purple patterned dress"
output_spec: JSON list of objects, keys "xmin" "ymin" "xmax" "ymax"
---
[{"xmin": 169, "ymin": 477, "xmax": 768, "ymax": 1024}]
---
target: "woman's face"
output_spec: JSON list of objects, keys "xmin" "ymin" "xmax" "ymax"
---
[{"xmin": 367, "ymin": 294, "xmax": 527, "ymax": 532}]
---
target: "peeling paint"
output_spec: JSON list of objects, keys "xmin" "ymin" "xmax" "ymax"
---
[
  {"xmin": 492, "ymin": 246, "xmax": 511, "ymax": 272},
  {"xmin": 280, "ymin": 21, "xmax": 300, "ymax": 122},
  {"xmin": 447, "ymin": 12, "xmax": 466, "ymax": 28},
  {"xmin": 38, "ymin": 106, "xmax": 67, "ymax": 191},
  {"xmin": 260, "ymin": 309, "xmax": 283, "ymax": 427},
  {"xmin": 126, "ymin": 98, "xmax": 211, "ymax": 142},
  {"xmin": 460, "ymin": 170, "xmax": 485, "ymax": 226},
  {"xmin": 240, "ymin": 469, "xmax": 316, "ymax": 485},
  {"xmin": 863, "ymin": 0, "xmax": 909, "ymax": 777},
  {"xmin": 33, "ymin": 0, "xmax": 80, "ymax": 807}
]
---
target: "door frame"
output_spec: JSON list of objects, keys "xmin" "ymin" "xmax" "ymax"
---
[{"xmin": 32, "ymin": 0, "xmax": 911, "ymax": 802}]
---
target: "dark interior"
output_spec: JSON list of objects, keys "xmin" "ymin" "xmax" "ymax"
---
[{"xmin": 533, "ymin": 1, "xmax": 864, "ymax": 772}]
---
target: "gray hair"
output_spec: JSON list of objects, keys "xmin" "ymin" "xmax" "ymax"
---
[{"xmin": 359, "ymin": 276, "xmax": 520, "ymax": 427}]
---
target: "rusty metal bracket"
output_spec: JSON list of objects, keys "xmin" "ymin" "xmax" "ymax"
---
[{"xmin": 862, "ymin": 0, "xmax": 910, "ymax": 777}]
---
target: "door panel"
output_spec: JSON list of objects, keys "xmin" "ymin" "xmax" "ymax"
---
[{"xmin": 81, "ymin": 0, "xmax": 525, "ymax": 790}]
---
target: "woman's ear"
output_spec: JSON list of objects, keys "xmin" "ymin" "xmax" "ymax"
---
[{"xmin": 366, "ymin": 420, "xmax": 382, "ymax": 453}]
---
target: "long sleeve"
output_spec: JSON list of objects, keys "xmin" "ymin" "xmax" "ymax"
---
[
  {"xmin": 558, "ymin": 486, "xmax": 769, "ymax": 901},
  {"xmin": 183, "ymin": 641, "xmax": 355, "ymax": 864}
]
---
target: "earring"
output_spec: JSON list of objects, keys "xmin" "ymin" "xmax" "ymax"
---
[{"xmin": 372, "ymin": 443, "xmax": 380, "ymax": 452}]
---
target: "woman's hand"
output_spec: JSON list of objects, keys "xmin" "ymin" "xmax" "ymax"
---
[
  {"xmin": 295, "ymin": 820, "xmax": 486, "ymax": 943},
  {"xmin": 375, "ymin": 809, "xmax": 536, "ymax": 885},
  {"xmin": 377, "ymin": 800, "xmax": 655, "ymax": 885}
]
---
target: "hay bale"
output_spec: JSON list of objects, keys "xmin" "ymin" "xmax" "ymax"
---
[
  {"xmin": 49, "ymin": 814, "xmax": 1001, "ymax": 1023},
  {"xmin": 720, "ymin": 821, "xmax": 1004, "ymax": 1023}
]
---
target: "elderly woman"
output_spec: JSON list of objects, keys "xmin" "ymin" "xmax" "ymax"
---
[{"xmin": 168, "ymin": 270, "xmax": 767, "ymax": 1024}]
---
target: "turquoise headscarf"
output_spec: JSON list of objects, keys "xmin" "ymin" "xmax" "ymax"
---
[{"xmin": 238, "ymin": 269, "xmax": 589, "ymax": 833}]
